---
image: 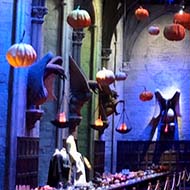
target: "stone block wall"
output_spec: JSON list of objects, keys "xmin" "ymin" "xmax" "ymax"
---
[
  {"xmin": 0, "ymin": 1, "xmax": 13, "ymax": 189},
  {"xmin": 103, "ymin": 8, "xmax": 190, "ymax": 173}
]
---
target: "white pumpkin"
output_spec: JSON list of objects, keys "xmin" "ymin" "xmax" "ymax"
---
[
  {"xmin": 148, "ymin": 25, "xmax": 160, "ymax": 35},
  {"xmin": 115, "ymin": 71, "xmax": 127, "ymax": 81},
  {"xmin": 96, "ymin": 67, "xmax": 115, "ymax": 85}
]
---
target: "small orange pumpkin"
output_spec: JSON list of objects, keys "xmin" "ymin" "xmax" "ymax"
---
[
  {"xmin": 173, "ymin": 11, "xmax": 190, "ymax": 30},
  {"xmin": 6, "ymin": 43, "xmax": 37, "ymax": 67},
  {"xmin": 148, "ymin": 25, "xmax": 160, "ymax": 35},
  {"xmin": 67, "ymin": 6, "xmax": 91, "ymax": 29},
  {"xmin": 96, "ymin": 67, "xmax": 115, "ymax": 85},
  {"xmin": 163, "ymin": 23, "xmax": 185, "ymax": 41},
  {"xmin": 139, "ymin": 88, "xmax": 153, "ymax": 101},
  {"xmin": 135, "ymin": 6, "xmax": 149, "ymax": 20}
]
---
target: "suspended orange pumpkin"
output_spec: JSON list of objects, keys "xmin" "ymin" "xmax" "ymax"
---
[
  {"xmin": 67, "ymin": 6, "xmax": 91, "ymax": 29},
  {"xmin": 96, "ymin": 67, "xmax": 115, "ymax": 85},
  {"xmin": 173, "ymin": 10, "xmax": 190, "ymax": 30},
  {"xmin": 148, "ymin": 25, "xmax": 160, "ymax": 35},
  {"xmin": 6, "ymin": 43, "xmax": 37, "ymax": 67},
  {"xmin": 135, "ymin": 6, "xmax": 149, "ymax": 20},
  {"xmin": 163, "ymin": 23, "xmax": 185, "ymax": 41},
  {"xmin": 139, "ymin": 88, "xmax": 153, "ymax": 101}
]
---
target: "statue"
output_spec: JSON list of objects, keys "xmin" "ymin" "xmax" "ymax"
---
[
  {"xmin": 141, "ymin": 89, "xmax": 181, "ymax": 165},
  {"xmin": 152, "ymin": 89, "xmax": 180, "ymax": 164},
  {"xmin": 26, "ymin": 52, "xmax": 66, "ymax": 129}
]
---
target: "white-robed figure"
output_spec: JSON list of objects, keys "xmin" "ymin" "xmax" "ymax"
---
[{"xmin": 66, "ymin": 134, "xmax": 86, "ymax": 186}]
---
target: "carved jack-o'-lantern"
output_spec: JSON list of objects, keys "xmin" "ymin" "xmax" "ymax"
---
[
  {"xmin": 6, "ymin": 43, "xmax": 37, "ymax": 67},
  {"xmin": 135, "ymin": 6, "xmax": 149, "ymax": 20},
  {"xmin": 67, "ymin": 6, "xmax": 91, "ymax": 29},
  {"xmin": 173, "ymin": 11, "xmax": 190, "ymax": 30},
  {"xmin": 163, "ymin": 23, "xmax": 185, "ymax": 41}
]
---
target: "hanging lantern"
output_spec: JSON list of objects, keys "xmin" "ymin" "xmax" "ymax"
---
[
  {"xmin": 67, "ymin": 6, "xmax": 91, "ymax": 29},
  {"xmin": 96, "ymin": 67, "xmax": 115, "ymax": 86},
  {"xmin": 116, "ymin": 101, "xmax": 132, "ymax": 134},
  {"xmin": 173, "ymin": 10, "xmax": 190, "ymax": 30},
  {"xmin": 163, "ymin": 23, "xmax": 185, "ymax": 41},
  {"xmin": 135, "ymin": 6, "xmax": 149, "ymax": 20},
  {"xmin": 148, "ymin": 25, "xmax": 160, "ymax": 35},
  {"xmin": 51, "ymin": 77, "xmax": 69, "ymax": 128}
]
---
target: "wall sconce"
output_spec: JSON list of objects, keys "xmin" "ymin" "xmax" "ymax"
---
[
  {"xmin": 26, "ymin": 109, "xmax": 44, "ymax": 130},
  {"xmin": 116, "ymin": 100, "xmax": 132, "ymax": 134}
]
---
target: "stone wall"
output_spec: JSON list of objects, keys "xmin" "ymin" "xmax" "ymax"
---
[
  {"xmin": 123, "ymin": 12, "xmax": 190, "ymax": 141},
  {"xmin": 0, "ymin": 1, "xmax": 13, "ymax": 188},
  {"xmin": 38, "ymin": 0, "xmax": 60, "ymax": 185},
  {"xmin": 38, "ymin": 0, "xmax": 73, "ymax": 185},
  {"xmin": 0, "ymin": 0, "xmax": 33, "ymax": 188},
  {"xmin": 103, "ymin": 7, "xmax": 190, "ymax": 173}
]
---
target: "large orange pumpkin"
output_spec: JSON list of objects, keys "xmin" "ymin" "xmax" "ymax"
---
[
  {"xmin": 173, "ymin": 11, "xmax": 190, "ymax": 30},
  {"xmin": 67, "ymin": 6, "xmax": 91, "ymax": 29},
  {"xmin": 163, "ymin": 23, "xmax": 185, "ymax": 41},
  {"xmin": 135, "ymin": 6, "xmax": 149, "ymax": 20},
  {"xmin": 6, "ymin": 43, "xmax": 37, "ymax": 67}
]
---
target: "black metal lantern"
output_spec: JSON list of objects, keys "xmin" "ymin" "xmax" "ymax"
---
[{"xmin": 116, "ymin": 100, "xmax": 132, "ymax": 134}]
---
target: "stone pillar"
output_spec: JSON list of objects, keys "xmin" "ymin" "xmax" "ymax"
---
[
  {"xmin": 26, "ymin": 1, "xmax": 48, "ymax": 130},
  {"xmin": 72, "ymin": 29, "xmax": 85, "ymax": 66},
  {"xmin": 31, "ymin": 1, "xmax": 48, "ymax": 56},
  {"xmin": 101, "ymin": 47, "xmax": 112, "ymax": 68}
]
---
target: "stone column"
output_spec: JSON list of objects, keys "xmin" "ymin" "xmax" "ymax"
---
[
  {"xmin": 26, "ymin": 1, "xmax": 48, "ymax": 131},
  {"xmin": 101, "ymin": 47, "xmax": 112, "ymax": 68},
  {"xmin": 72, "ymin": 29, "xmax": 85, "ymax": 66},
  {"xmin": 31, "ymin": 2, "xmax": 48, "ymax": 56}
]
